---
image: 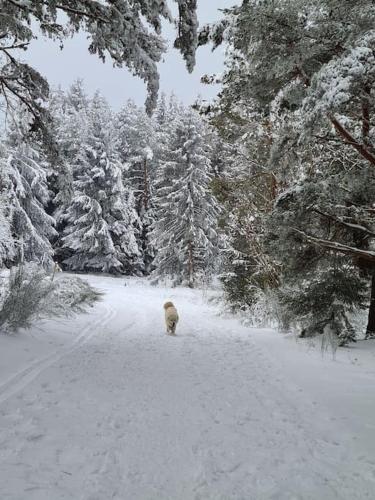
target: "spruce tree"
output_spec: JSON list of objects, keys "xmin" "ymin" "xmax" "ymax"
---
[
  {"xmin": 116, "ymin": 100, "xmax": 157, "ymax": 274},
  {"xmin": 62, "ymin": 92, "xmax": 141, "ymax": 274},
  {"xmin": 152, "ymin": 108, "xmax": 220, "ymax": 287},
  {"xmin": 0, "ymin": 145, "xmax": 16, "ymax": 267},
  {"xmin": 48, "ymin": 81, "xmax": 90, "ymax": 262},
  {"xmin": 4, "ymin": 112, "xmax": 57, "ymax": 267}
]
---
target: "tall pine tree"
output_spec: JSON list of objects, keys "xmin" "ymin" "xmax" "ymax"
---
[
  {"xmin": 4, "ymin": 110, "xmax": 57, "ymax": 267},
  {"xmin": 62, "ymin": 92, "xmax": 141, "ymax": 273},
  {"xmin": 152, "ymin": 107, "xmax": 220, "ymax": 287},
  {"xmin": 116, "ymin": 100, "xmax": 157, "ymax": 273}
]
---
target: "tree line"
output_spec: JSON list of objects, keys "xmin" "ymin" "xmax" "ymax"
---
[{"xmin": 0, "ymin": 82, "xmax": 222, "ymax": 287}]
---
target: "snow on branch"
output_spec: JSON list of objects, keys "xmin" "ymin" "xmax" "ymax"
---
[
  {"xmin": 312, "ymin": 208, "xmax": 375, "ymax": 238},
  {"xmin": 303, "ymin": 31, "xmax": 375, "ymax": 120},
  {"xmin": 291, "ymin": 228, "xmax": 375, "ymax": 262},
  {"xmin": 174, "ymin": 0, "xmax": 198, "ymax": 72},
  {"xmin": 1, "ymin": 0, "xmax": 198, "ymax": 117}
]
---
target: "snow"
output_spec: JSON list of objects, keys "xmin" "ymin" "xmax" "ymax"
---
[{"xmin": 0, "ymin": 275, "xmax": 375, "ymax": 499}]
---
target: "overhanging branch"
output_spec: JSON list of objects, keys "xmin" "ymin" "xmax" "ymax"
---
[
  {"xmin": 312, "ymin": 208, "xmax": 375, "ymax": 238},
  {"xmin": 291, "ymin": 227, "xmax": 375, "ymax": 262}
]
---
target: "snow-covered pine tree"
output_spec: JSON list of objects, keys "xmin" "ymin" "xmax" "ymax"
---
[
  {"xmin": 3, "ymin": 110, "xmax": 57, "ymax": 267},
  {"xmin": 154, "ymin": 93, "xmax": 168, "ymax": 128},
  {"xmin": 152, "ymin": 107, "xmax": 220, "ymax": 287},
  {"xmin": 266, "ymin": 144, "xmax": 371, "ymax": 344},
  {"xmin": 62, "ymin": 92, "xmax": 141, "ymax": 274},
  {"xmin": 116, "ymin": 100, "xmax": 157, "ymax": 274},
  {"xmin": 0, "ymin": 145, "xmax": 16, "ymax": 267},
  {"xmin": 50, "ymin": 81, "xmax": 89, "ymax": 222},
  {"xmin": 195, "ymin": 91, "xmax": 280, "ymax": 316},
  {"xmin": 153, "ymin": 94, "xmax": 185, "ymax": 167},
  {"xmin": 47, "ymin": 81, "xmax": 92, "ymax": 264}
]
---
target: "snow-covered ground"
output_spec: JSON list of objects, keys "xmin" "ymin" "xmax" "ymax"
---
[{"xmin": 0, "ymin": 275, "xmax": 374, "ymax": 500}]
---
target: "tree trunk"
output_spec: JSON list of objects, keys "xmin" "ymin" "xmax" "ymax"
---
[
  {"xmin": 362, "ymin": 85, "xmax": 371, "ymax": 147},
  {"xmin": 188, "ymin": 240, "xmax": 194, "ymax": 288},
  {"xmin": 366, "ymin": 270, "xmax": 375, "ymax": 339},
  {"xmin": 143, "ymin": 158, "xmax": 149, "ymax": 212}
]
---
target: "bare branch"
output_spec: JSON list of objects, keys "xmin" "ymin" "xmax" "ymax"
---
[{"xmin": 6, "ymin": 0, "xmax": 107, "ymax": 22}]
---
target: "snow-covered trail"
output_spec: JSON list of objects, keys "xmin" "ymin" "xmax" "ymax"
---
[{"xmin": 0, "ymin": 276, "xmax": 374, "ymax": 500}]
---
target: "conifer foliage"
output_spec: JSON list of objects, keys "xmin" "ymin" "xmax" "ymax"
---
[
  {"xmin": 1, "ymin": 111, "xmax": 57, "ymax": 268},
  {"xmin": 201, "ymin": 0, "xmax": 375, "ymax": 341},
  {"xmin": 62, "ymin": 92, "xmax": 141, "ymax": 274},
  {"xmin": 0, "ymin": 82, "xmax": 222, "ymax": 283},
  {"xmin": 152, "ymin": 108, "xmax": 220, "ymax": 287},
  {"xmin": 0, "ymin": 0, "xmax": 198, "ymax": 127},
  {"xmin": 116, "ymin": 101, "xmax": 156, "ymax": 274}
]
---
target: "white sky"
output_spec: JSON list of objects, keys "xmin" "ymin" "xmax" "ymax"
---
[{"xmin": 23, "ymin": 1, "xmax": 236, "ymax": 110}]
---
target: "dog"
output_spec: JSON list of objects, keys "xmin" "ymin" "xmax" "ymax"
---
[{"xmin": 164, "ymin": 301, "xmax": 179, "ymax": 336}]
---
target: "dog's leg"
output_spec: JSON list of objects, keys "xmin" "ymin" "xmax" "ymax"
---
[{"xmin": 166, "ymin": 321, "xmax": 175, "ymax": 336}]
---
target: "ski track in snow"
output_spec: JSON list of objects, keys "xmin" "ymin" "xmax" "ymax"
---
[
  {"xmin": 0, "ymin": 303, "xmax": 116, "ymax": 406},
  {"xmin": 0, "ymin": 275, "xmax": 374, "ymax": 500}
]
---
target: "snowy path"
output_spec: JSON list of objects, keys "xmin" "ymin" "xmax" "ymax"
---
[{"xmin": 0, "ymin": 276, "xmax": 375, "ymax": 500}]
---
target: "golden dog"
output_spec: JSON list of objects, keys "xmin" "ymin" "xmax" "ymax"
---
[{"xmin": 164, "ymin": 301, "xmax": 179, "ymax": 336}]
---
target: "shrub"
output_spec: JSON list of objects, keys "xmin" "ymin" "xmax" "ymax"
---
[{"xmin": 0, "ymin": 264, "xmax": 102, "ymax": 333}]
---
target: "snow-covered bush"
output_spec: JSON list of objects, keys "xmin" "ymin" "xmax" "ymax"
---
[
  {"xmin": 49, "ymin": 275, "xmax": 103, "ymax": 316},
  {"xmin": 0, "ymin": 265, "xmax": 52, "ymax": 332},
  {"xmin": 0, "ymin": 265, "xmax": 101, "ymax": 333}
]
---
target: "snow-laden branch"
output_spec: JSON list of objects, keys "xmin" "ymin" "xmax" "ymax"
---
[
  {"xmin": 292, "ymin": 228, "xmax": 375, "ymax": 262},
  {"xmin": 313, "ymin": 208, "xmax": 375, "ymax": 238},
  {"xmin": 328, "ymin": 113, "xmax": 375, "ymax": 167}
]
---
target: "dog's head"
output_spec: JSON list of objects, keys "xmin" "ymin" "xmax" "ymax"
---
[{"xmin": 164, "ymin": 301, "xmax": 174, "ymax": 310}]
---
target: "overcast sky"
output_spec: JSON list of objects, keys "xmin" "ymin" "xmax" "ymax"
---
[{"xmin": 24, "ymin": 2, "xmax": 235, "ymax": 110}]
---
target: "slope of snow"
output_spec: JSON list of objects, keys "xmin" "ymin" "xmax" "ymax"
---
[{"xmin": 0, "ymin": 275, "xmax": 374, "ymax": 500}]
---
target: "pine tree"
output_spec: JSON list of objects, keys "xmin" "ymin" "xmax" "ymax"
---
[
  {"xmin": 0, "ymin": 145, "xmax": 16, "ymax": 267},
  {"xmin": 266, "ymin": 147, "xmax": 370, "ymax": 343},
  {"xmin": 197, "ymin": 93, "xmax": 280, "ymax": 315},
  {"xmin": 48, "ymin": 81, "xmax": 91, "ymax": 262},
  {"xmin": 62, "ymin": 92, "xmax": 141, "ymax": 274},
  {"xmin": 152, "ymin": 108, "xmax": 220, "ymax": 287},
  {"xmin": 3, "ymin": 112, "xmax": 57, "ymax": 267},
  {"xmin": 116, "ymin": 100, "xmax": 157, "ymax": 273}
]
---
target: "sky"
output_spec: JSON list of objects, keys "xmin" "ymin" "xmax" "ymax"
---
[{"xmin": 24, "ymin": 2, "xmax": 235, "ymax": 110}]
